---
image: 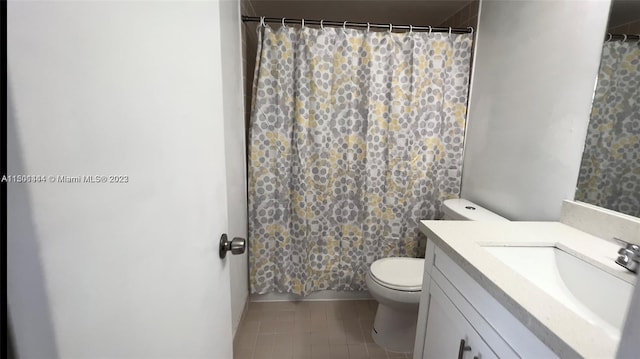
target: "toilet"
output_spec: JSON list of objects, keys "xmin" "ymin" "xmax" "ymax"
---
[
  {"xmin": 441, "ymin": 198, "xmax": 511, "ymax": 222},
  {"xmin": 366, "ymin": 198, "xmax": 508, "ymax": 353}
]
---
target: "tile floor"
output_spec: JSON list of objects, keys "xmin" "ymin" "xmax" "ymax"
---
[{"xmin": 233, "ymin": 300, "xmax": 413, "ymax": 359}]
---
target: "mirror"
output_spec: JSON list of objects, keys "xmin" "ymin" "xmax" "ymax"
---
[{"xmin": 575, "ymin": 0, "xmax": 640, "ymax": 218}]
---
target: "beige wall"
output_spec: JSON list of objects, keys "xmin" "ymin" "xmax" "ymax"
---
[
  {"xmin": 439, "ymin": 0, "xmax": 479, "ymax": 28},
  {"xmin": 608, "ymin": 0, "xmax": 640, "ymax": 34},
  {"xmin": 609, "ymin": 19, "xmax": 640, "ymax": 34}
]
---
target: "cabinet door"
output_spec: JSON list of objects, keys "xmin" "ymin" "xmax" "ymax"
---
[{"xmin": 423, "ymin": 282, "xmax": 499, "ymax": 359}]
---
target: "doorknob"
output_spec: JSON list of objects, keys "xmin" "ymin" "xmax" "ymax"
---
[{"xmin": 219, "ymin": 234, "xmax": 246, "ymax": 258}]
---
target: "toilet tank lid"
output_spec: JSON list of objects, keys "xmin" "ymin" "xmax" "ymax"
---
[
  {"xmin": 443, "ymin": 199, "xmax": 509, "ymax": 221},
  {"xmin": 370, "ymin": 257, "xmax": 424, "ymax": 290}
]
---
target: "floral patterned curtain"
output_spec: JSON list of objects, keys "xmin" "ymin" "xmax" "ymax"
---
[
  {"xmin": 248, "ymin": 25, "xmax": 473, "ymax": 295},
  {"xmin": 576, "ymin": 40, "xmax": 640, "ymax": 217}
]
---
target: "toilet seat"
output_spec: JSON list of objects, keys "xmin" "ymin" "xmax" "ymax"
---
[{"xmin": 369, "ymin": 257, "xmax": 424, "ymax": 292}]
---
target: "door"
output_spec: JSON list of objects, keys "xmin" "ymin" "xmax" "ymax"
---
[
  {"xmin": 423, "ymin": 283, "xmax": 498, "ymax": 359},
  {"xmin": 7, "ymin": 1, "xmax": 234, "ymax": 358}
]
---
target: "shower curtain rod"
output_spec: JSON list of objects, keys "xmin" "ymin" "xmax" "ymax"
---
[
  {"xmin": 606, "ymin": 33, "xmax": 640, "ymax": 41},
  {"xmin": 241, "ymin": 16, "xmax": 473, "ymax": 34}
]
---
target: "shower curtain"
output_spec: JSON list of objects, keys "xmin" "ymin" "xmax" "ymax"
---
[
  {"xmin": 576, "ymin": 40, "xmax": 640, "ymax": 217},
  {"xmin": 248, "ymin": 25, "xmax": 473, "ymax": 295}
]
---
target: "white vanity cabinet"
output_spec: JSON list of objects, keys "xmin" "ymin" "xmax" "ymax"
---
[
  {"xmin": 423, "ymin": 282, "xmax": 498, "ymax": 359},
  {"xmin": 414, "ymin": 240, "xmax": 558, "ymax": 359}
]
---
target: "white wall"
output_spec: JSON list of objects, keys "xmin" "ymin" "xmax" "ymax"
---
[
  {"xmin": 7, "ymin": 91, "xmax": 59, "ymax": 359},
  {"xmin": 461, "ymin": 0, "xmax": 611, "ymax": 220},
  {"xmin": 219, "ymin": 0, "xmax": 250, "ymax": 337},
  {"xmin": 7, "ymin": 1, "xmax": 234, "ymax": 357}
]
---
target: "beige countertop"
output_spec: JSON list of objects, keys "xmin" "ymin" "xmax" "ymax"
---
[{"xmin": 419, "ymin": 220, "xmax": 636, "ymax": 359}]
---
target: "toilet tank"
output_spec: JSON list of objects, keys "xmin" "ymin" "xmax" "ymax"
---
[{"xmin": 442, "ymin": 199, "xmax": 509, "ymax": 221}]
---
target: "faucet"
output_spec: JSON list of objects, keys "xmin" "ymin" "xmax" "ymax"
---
[{"xmin": 614, "ymin": 238, "xmax": 640, "ymax": 273}]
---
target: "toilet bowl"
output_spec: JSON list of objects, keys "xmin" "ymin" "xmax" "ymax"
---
[
  {"xmin": 366, "ymin": 257, "xmax": 424, "ymax": 353},
  {"xmin": 366, "ymin": 199, "xmax": 509, "ymax": 353}
]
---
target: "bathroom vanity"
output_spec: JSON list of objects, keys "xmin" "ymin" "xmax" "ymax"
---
[{"xmin": 413, "ymin": 210, "xmax": 638, "ymax": 358}]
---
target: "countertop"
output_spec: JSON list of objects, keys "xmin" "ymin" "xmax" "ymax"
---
[{"xmin": 419, "ymin": 220, "xmax": 636, "ymax": 359}]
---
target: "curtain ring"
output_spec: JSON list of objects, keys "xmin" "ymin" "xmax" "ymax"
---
[
  {"xmin": 367, "ymin": 22, "xmax": 370, "ymax": 32},
  {"xmin": 606, "ymin": 33, "xmax": 612, "ymax": 41},
  {"xmin": 409, "ymin": 25, "xmax": 413, "ymax": 34},
  {"xmin": 388, "ymin": 23, "xmax": 393, "ymax": 33},
  {"xmin": 343, "ymin": 21, "xmax": 348, "ymax": 33},
  {"xmin": 259, "ymin": 16, "xmax": 266, "ymax": 28},
  {"xmin": 622, "ymin": 34, "xmax": 627, "ymax": 41},
  {"xmin": 428, "ymin": 26, "xmax": 432, "ymax": 37},
  {"xmin": 301, "ymin": 18, "xmax": 304, "ymax": 28},
  {"xmin": 467, "ymin": 27, "xmax": 474, "ymax": 36},
  {"xmin": 281, "ymin": 17, "xmax": 286, "ymax": 28},
  {"xmin": 320, "ymin": 19, "xmax": 324, "ymax": 30},
  {"xmin": 448, "ymin": 27, "xmax": 452, "ymax": 39}
]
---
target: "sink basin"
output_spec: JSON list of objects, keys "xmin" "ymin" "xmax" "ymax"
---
[{"xmin": 483, "ymin": 245, "xmax": 634, "ymax": 339}]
